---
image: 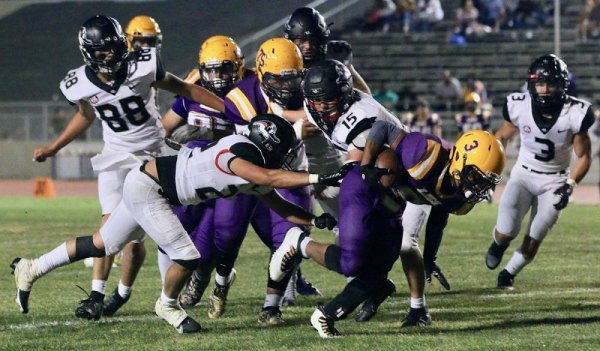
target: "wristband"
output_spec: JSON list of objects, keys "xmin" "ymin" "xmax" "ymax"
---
[
  {"xmin": 566, "ymin": 178, "xmax": 577, "ymax": 187},
  {"xmin": 308, "ymin": 174, "xmax": 320, "ymax": 184},
  {"xmin": 310, "ymin": 217, "xmax": 316, "ymax": 226}
]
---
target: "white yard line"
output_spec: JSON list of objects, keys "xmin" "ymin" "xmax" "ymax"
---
[{"xmin": 1, "ymin": 314, "xmax": 158, "ymax": 331}]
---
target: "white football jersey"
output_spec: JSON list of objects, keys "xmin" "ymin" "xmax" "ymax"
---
[
  {"xmin": 505, "ymin": 93, "xmax": 593, "ymax": 172},
  {"xmin": 305, "ymin": 90, "xmax": 408, "ymax": 152},
  {"xmin": 161, "ymin": 134, "xmax": 272, "ymax": 205},
  {"xmin": 59, "ymin": 48, "xmax": 164, "ymax": 153}
]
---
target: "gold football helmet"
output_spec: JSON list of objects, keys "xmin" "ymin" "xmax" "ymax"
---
[
  {"xmin": 449, "ymin": 130, "xmax": 505, "ymax": 203},
  {"xmin": 255, "ymin": 38, "xmax": 304, "ymax": 107},
  {"xmin": 198, "ymin": 35, "xmax": 245, "ymax": 96},
  {"xmin": 125, "ymin": 15, "xmax": 162, "ymax": 51}
]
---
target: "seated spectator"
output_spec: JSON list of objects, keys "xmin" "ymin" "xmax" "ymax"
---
[
  {"xmin": 478, "ymin": 0, "xmax": 506, "ymax": 32},
  {"xmin": 455, "ymin": 93, "xmax": 492, "ymax": 134},
  {"xmin": 396, "ymin": 85, "xmax": 418, "ymax": 111},
  {"xmin": 411, "ymin": 0, "xmax": 444, "ymax": 32},
  {"xmin": 455, "ymin": 0, "xmax": 492, "ymax": 35},
  {"xmin": 433, "ymin": 70, "xmax": 463, "ymax": 111},
  {"xmin": 578, "ymin": 0, "xmax": 600, "ymax": 42},
  {"xmin": 464, "ymin": 75, "xmax": 491, "ymax": 109},
  {"xmin": 397, "ymin": 0, "xmax": 417, "ymax": 33},
  {"xmin": 372, "ymin": 81, "xmax": 399, "ymax": 111},
  {"xmin": 403, "ymin": 99, "xmax": 442, "ymax": 137},
  {"xmin": 363, "ymin": 0, "xmax": 398, "ymax": 33}
]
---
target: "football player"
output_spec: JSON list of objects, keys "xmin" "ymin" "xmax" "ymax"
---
[
  {"xmin": 162, "ymin": 35, "xmax": 252, "ymax": 313},
  {"xmin": 31, "ymin": 15, "xmax": 223, "ymax": 321},
  {"xmin": 486, "ymin": 54, "xmax": 593, "ymax": 289},
  {"xmin": 198, "ymin": 37, "xmax": 314, "ymax": 324},
  {"xmin": 268, "ymin": 59, "xmax": 410, "ymax": 336},
  {"xmin": 88, "ymin": 14, "xmax": 165, "ymax": 320},
  {"xmin": 125, "ymin": 15, "xmax": 163, "ymax": 51},
  {"xmin": 270, "ymin": 123, "xmax": 505, "ymax": 337},
  {"xmin": 12, "ymin": 114, "xmax": 342, "ymax": 334}
]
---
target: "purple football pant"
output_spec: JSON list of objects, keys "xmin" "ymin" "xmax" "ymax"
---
[{"xmin": 337, "ymin": 166, "xmax": 402, "ymax": 277}]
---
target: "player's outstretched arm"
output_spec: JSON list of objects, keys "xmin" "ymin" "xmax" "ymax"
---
[
  {"xmin": 257, "ymin": 190, "xmax": 337, "ymax": 228},
  {"xmin": 494, "ymin": 121, "xmax": 518, "ymax": 149},
  {"xmin": 153, "ymin": 72, "xmax": 225, "ymax": 113},
  {"xmin": 33, "ymin": 101, "xmax": 95, "ymax": 162}
]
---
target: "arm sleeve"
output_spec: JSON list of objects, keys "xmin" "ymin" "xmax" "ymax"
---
[
  {"xmin": 579, "ymin": 106, "xmax": 595, "ymax": 133},
  {"xmin": 155, "ymin": 51, "xmax": 166, "ymax": 81},
  {"xmin": 170, "ymin": 96, "xmax": 190, "ymax": 120},
  {"xmin": 502, "ymin": 98, "xmax": 510, "ymax": 122},
  {"xmin": 367, "ymin": 120, "xmax": 403, "ymax": 146},
  {"xmin": 229, "ymin": 142, "xmax": 265, "ymax": 168}
]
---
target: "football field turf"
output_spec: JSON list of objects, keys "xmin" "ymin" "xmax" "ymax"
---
[{"xmin": 1, "ymin": 197, "xmax": 599, "ymax": 350}]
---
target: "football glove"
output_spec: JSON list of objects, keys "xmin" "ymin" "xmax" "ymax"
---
[
  {"xmin": 360, "ymin": 164, "xmax": 393, "ymax": 186},
  {"xmin": 553, "ymin": 179, "xmax": 575, "ymax": 210},
  {"xmin": 312, "ymin": 213, "xmax": 337, "ymax": 230},
  {"xmin": 317, "ymin": 162, "xmax": 358, "ymax": 186},
  {"xmin": 327, "ymin": 40, "xmax": 353, "ymax": 65}
]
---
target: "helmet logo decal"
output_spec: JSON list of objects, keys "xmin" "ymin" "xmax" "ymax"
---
[
  {"xmin": 256, "ymin": 48, "xmax": 267, "ymax": 74},
  {"xmin": 464, "ymin": 140, "xmax": 479, "ymax": 152},
  {"xmin": 254, "ymin": 120, "xmax": 280, "ymax": 144}
]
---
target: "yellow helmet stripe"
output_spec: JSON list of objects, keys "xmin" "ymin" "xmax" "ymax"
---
[
  {"xmin": 407, "ymin": 140, "xmax": 441, "ymax": 180},
  {"xmin": 228, "ymin": 87, "xmax": 256, "ymax": 121}
]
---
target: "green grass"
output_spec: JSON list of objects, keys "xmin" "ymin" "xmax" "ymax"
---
[{"xmin": 1, "ymin": 197, "xmax": 599, "ymax": 350}]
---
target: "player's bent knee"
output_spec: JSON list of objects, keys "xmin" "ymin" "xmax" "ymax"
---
[
  {"xmin": 400, "ymin": 244, "xmax": 419, "ymax": 255},
  {"xmin": 173, "ymin": 258, "xmax": 201, "ymax": 271},
  {"xmin": 74, "ymin": 236, "xmax": 106, "ymax": 260}
]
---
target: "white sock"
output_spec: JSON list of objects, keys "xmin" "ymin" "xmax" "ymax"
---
[
  {"xmin": 117, "ymin": 280, "xmax": 132, "ymax": 298},
  {"xmin": 263, "ymin": 293, "xmax": 282, "ymax": 308},
  {"xmin": 37, "ymin": 242, "xmax": 69, "ymax": 275},
  {"xmin": 157, "ymin": 250, "xmax": 171, "ymax": 283},
  {"xmin": 410, "ymin": 297, "xmax": 425, "ymax": 309},
  {"xmin": 215, "ymin": 270, "xmax": 234, "ymax": 286},
  {"xmin": 91, "ymin": 279, "xmax": 107, "ymax": 295},
  {"xmin": 161, "ymin": 289, "xmax": 176, "ymax": 306},
  {"xmin": 300, "ymin": 237, "xmax": 313, "ymax": 258},
  {"xmin": 505, "ymin": 250, "xmax": 530, "ymax": 275}
]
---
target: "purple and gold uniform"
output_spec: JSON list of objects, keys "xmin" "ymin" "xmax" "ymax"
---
[
  {"xmin": 223, "ymin": 73, "xmax": 312, "ymax": 289},
  {"xmin": 393, "ymin": 132, "xmax": 467, "ymax": 213}
]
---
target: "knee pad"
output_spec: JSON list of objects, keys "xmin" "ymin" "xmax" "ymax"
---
[
  {"xmin": 173, "ymin": 258, "xmax": 201, "ymax": 271},
  {"xmin": 74, "ymin": 236, "xmax": 105, "ymax": 261},
  {"xmin": 324, "ymin": 245, "xmax": 342, "ymax": 274}
]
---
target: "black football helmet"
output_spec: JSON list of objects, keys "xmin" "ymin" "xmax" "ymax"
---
[
  {"xmin": 79, "ymin": 15, "xmax": 129, "ymax": 75},
  {"xmin": 527, "ymin": 54, "xmax": 569, "ymax": 109},
  {"xmin": 284, "ymin": 7, "xmax": 330, "ymax": 64},
  {"xmin": 247, "ymin": 114, "xmax": 299, "ymax": 169},
  {"xmin": 302, "ymin": 59, "xmax": 354, "ymax": 133}
]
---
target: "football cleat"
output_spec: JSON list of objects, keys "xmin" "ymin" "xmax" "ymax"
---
[
  {"xmin": 269, "ymin": 228, "xmax": 306, "ymax": 282},
  {"xmin": 486, "ymin": 241, "xmax": 509, "ymax": 270},
  {"xmin": 257, "ymin": 306, "xmax": 285, "ymax": 325},
  {"xmin": 207, "ymin": 269, "xmax": 236, "ymax": 319},
  {"xmin": 10, "ymin": 258, "xmax": 40, "ymax": 314},
  {"xmin": 179, "ymin": 270, "xmax": 211, "ymax": 309},
  {"xmin": 401, "ymin": 307, "xmax": 432, "ymax": 328},
  {"xmin": 74, "ymin": 286, "xmax": 104, "ymax": 321},
  {"xmin": 311, "ymin": 305, "xmax": 341, "ymax": 338},
  {"xmin": 102, "ymin": 288, "xmax": 130, "ymax": 317},
  {"xmin": 424, "ymin": 261, "xmax": 451, "ymax": 290},
  {"xmin": 296, "ymin": 271, "xmax": 322, "ymax": 297},
  {"xmin": 497, "ymin": 269, "xmax": 515, "ymax": 290},
  {"xmin": 155, "ymin": 298, "xmax": 201, "ymax": 334},
  {"xmin": 355, "ymin": 279, "xmax": 396, "ymax": 322},
  {"xmin": 75, "ymin": 298, "xmax": 104, "ymax": 321}
]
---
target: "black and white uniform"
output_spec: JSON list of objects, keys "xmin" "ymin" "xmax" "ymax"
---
[
  {"xmin": 496, "ymin": 93, "xmax": 594, "ymax": 241},
  {"xmin": 99, "ymin": 134, "xmax": 272, "ymax": 260},
  {"xmin": 60, "ymin": 48, "xmax": 165, "ymax": 214}
]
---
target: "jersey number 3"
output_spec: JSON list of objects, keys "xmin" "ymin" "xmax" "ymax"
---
[
  {"xmin": 96, "ymin": 96, "xmax": 151, "ymax": 132},
  {"xmin": 534, "ymin": 137, "xmax": 555, "ymax": 161}
]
